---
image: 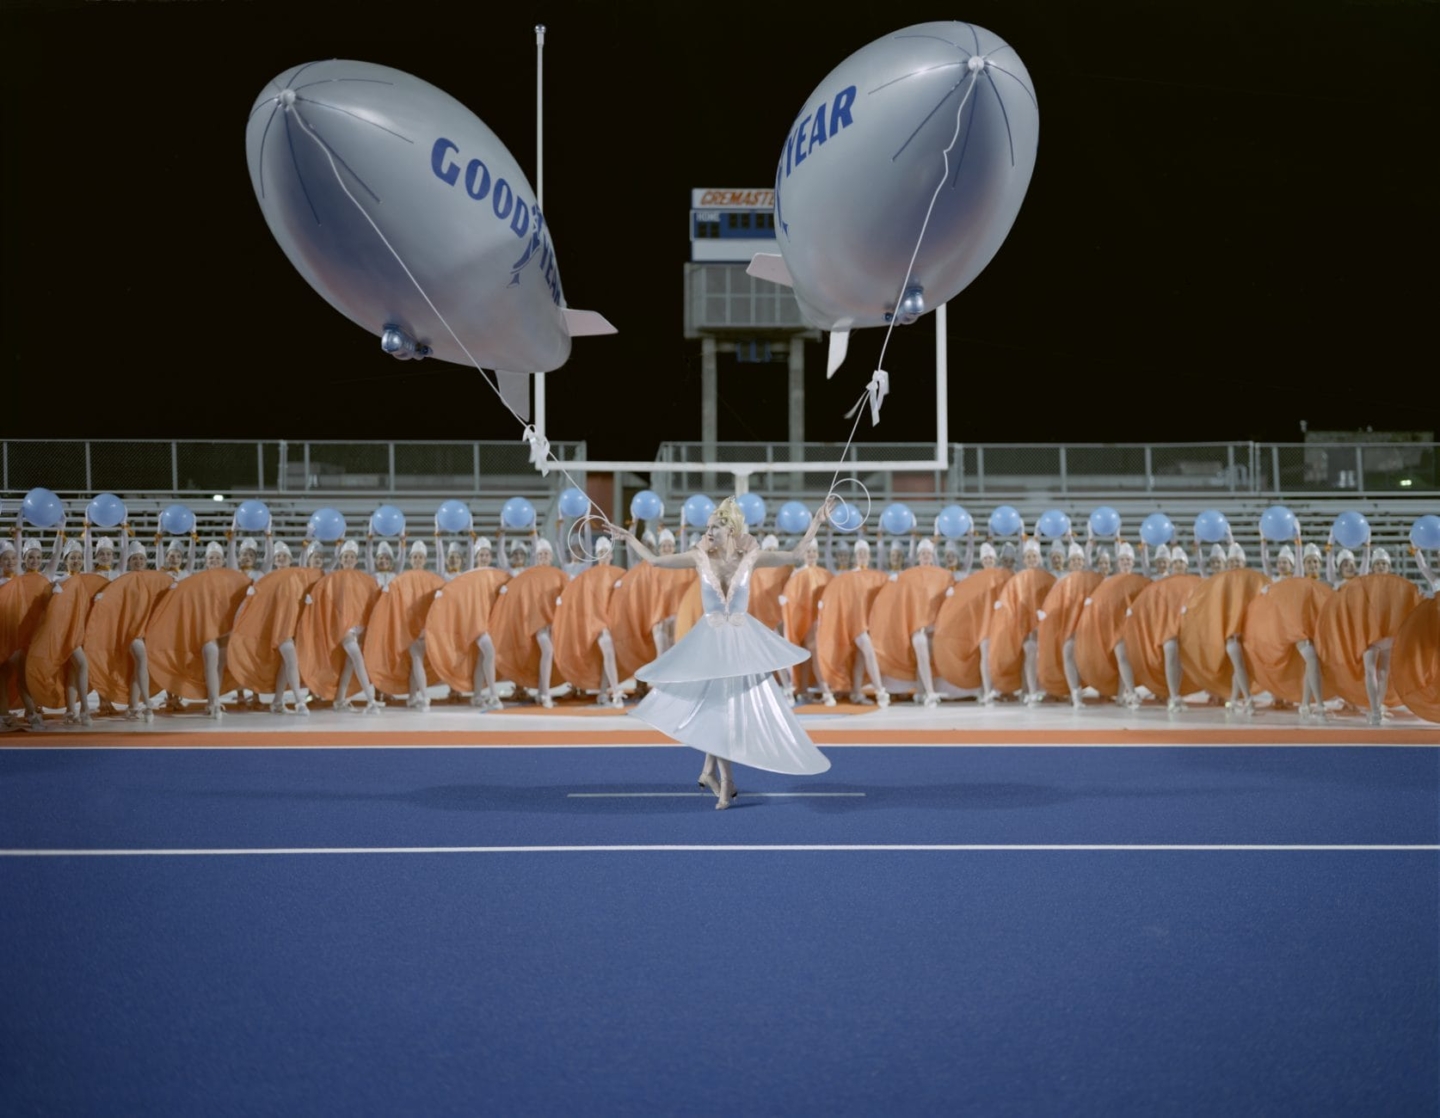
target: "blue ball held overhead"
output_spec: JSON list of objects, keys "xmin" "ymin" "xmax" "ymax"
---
[
  {"xmin": 308, "ymin": 508, "xmax": 347, "ymax": 543},
  {"xmin": 1259, "ymin": 505, "xmax": 1297, "ymax": 543},
  {"xmin": 235, "ymin": 499, "xmax": 271, "ymax": 533},
  {"xmin": 87, "ymin": 492, "xmax": 128, "ymax": 529},
  {"xmin": 683, "ymin": 495, "xmax": 717, "ymax": 529},
  {"xmin": 737, "ymin": 492, "xmax": 767, "ymax": 528},
  {"xmin": 1139, "ymin": 513, "xmax": 1175, "ymax": 547},
  {"xmin": 558, "ymin": 487, "xmax": 590, "ymax": 519},
  {"xmin": 988, "ymin": 505, "xmax": 1022, "ymax": 538},
  {"xmin": 777, "ymin": 501, "xmax": 811, "ymax": 535},
  {"xmin": 435, "ymin": 499, "xmax": 473, "ymax": 534},
  {"xmin": 935, "ymin": 505, "xmax": 973, "ymax": 541},
  {"xmin": 1088, "ymin": 506, "xmax": 1121, "ymax": 539},
  {"xmin": 21, "ymin": 488, "xmax": 64, "ymax": 529},
  {"xmin": 1036, "ymin": 509, "xmax": 1071, "ymax": 541},
  {"xmin": 160, "ymin": 504, "xmax": 195, "ymax": 536},
  {"xmin": 1331, "ymin": 511, "xmax": 1370, "ymax": 550},
  {"xmin": 880, "ymin": 502, "xmax": 915, "ymax": 535},
  {"xmin": 370, "ymin": 504, "xmax": 406, "ymax": 538},
  {"xmin": 629, "ymin": 490, "xmax": 663, "ymax": 522},
  {"xmin": 501, "ymin": 497, "xmax": 537, "ymax": 530},
  {"xmin": 1410, "ymin": 515, "xmax": 1440, "ymax": 551},
  {"xmin": 1194, "ymin": 509, "xmax": 1229, "ymax": 544},
  {"xmin": 829, "ymin": 500, "xmax": 864, "ymax": 533}
]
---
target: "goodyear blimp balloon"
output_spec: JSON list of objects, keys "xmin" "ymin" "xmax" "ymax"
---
[
  {"xmin": 749, "ymin": 23, "xmax": 1038, "ymax": 374},
  {"xmin": 246, "ymin": 59, "xmax": 613, "ymax": 406}
]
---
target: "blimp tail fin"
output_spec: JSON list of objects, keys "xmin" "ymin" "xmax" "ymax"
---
[
  {"xmin": 746, "ymin": 253, "xmax": 793, "ymax": 288},
  {"xmin": 496, "ymin": 371, "xmax": 531, "ymax": 422},
  {"xmin": 563, "ymin": 308, "xmax": 617, "ymax": 337},
  {"xmin": 826, "ymin": 330, "xmax": 850, "ymax": 379}
]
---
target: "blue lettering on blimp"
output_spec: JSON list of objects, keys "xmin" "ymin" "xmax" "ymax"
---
[
  {"xmin": 782, "ymin": 85, "xmax": 856, "ymax": 178},
  {"xmin": 430, "ymin": 137, "xmax": 562, "ymax": 305}
]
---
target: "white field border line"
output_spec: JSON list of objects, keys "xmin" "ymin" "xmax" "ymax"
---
[
  {"xmin": 2, "ymin": 741, "xmax": 1438, "ymax": 752},
  {"xmin": 1, "ymin": 844, "xmax": 1436, "ymax": 857},
  {"xmin": 566, "ymin": 792, "xmax": 866, "ymax": 798}
]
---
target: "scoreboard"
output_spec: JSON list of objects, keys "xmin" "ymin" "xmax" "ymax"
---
[{"xmin": 690, "ymin": 188, "xmax": 778, "ymax": 263}]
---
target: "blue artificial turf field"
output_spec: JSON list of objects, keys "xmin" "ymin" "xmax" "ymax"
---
[{"xmin": 2, "ymin": 745, "xmax": 1437, "ymax": 1116}]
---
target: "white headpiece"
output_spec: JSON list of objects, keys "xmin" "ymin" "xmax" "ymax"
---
[
  {"xmin": 473, "ymin": 536, "xmax": 493, "ymax": 554},
  {"xmin": 595, "ymin": 537, "xmax": 613, "ymax": 555},
  {"xmin": 273, "ymin": 540, "xmax": 292, "ymax": 557},
  {"xmin": 410, "ymin": 539, "xmax": 428, "ymax": 557},
  {"xmin": 62, "ymin": 538, "xmax": 83, "ymax": 557},
  {"xmin": 917, "ymin": 538, "xmax": 936, "ymax": 555},
  {"xmin": 535, "ymin": 538, "xmax": 553, "ymax": 556},
  {"xmin": 1336, "ymin": 547, "xmax": 1355, "ymax": 565},
  {"xmin": 1276, "ymin": 545, "xmax": 1294, "ymax": 564},
  {"xmin": 127, "ymin": 540, "xmax": 148, "ymax": 558},
  {"xmin": 854, "ymin": 539, "xmax": 870, "ymax": 556},
  {"xmin": 95, "ymin": 537, "xmax": 118, "ymax": 553},
  {"xmin": 1210, "ymin": 544, "xmax": 1226, "ymax": 561},
  {"xmin": 1049, "ymin": 541, "xmax": 1065, "ymax": 557},
  {"xmin": 980, "ymin": 542, "xmax": 997, "ymax": 559},
  {"xmin": 21, "ymin": 538, "xmax": 41, "ymax": 555},
  {"xmin": 658, "ymin": 528, "xmax": 676, "ymax": 545},
  {"xmin": 510, "ymin": 539, "xmax": 529, "ymax": 555},
  {"xmin": 1116, "ymin": 541, "xmax": 1135, "ymax": 559},
  {"xmin": 1154, "ymin": 544, "xmax": 1172, "ymax": 562},
  {"xmin": 1303, "ymin": 543, "xmax": 1321, "ymax": 559},
  {"xmin": 761, "ymin": 534, "xmax": 779, "ymax": 550},
  {"xmin": 1022, "ymin": 538, "xmax": 1041, "ymax": 555},
  {"xmin": 1001, "ymin": 542, "xmax": 1016, "ymax": 558},
  {"xmin": 1227, "ymin": 542, "xmax": 1245, "ymax": 560},
  {"xmin": 1170, "ymin": 549, "xmax": 1189, "ymax": 566},
  {"xmin": 375, "ymin": 540, "xmax": 394, "ymax": 558},
  {"xmin": 238, "ymin": 537, "xmax": 260, "ymax": 553},
  {"xmin": 446, "ymin": 542, "xmax": 463, "ymax": 556},
  {"xmin": 0, "ymin": 540, "xmax": 14, "ymax": 555},
  {"xmin": 165, "ymin": 539, "xmax": 185, "ymax": 554},
  {"xmin": 339, "ymin": 539, "xmax": 360, "ymax": 556},
  {"xmin": 205, "ymin": 541, "xmax": 225, "ymax": 559},
  {"xmin": 1067, "ymin": 543, "xmax": 1085, "ymax": 560},
  {"xmin": 1371, "ymin": 547, "xmax": 1390, "ymax": 565}
]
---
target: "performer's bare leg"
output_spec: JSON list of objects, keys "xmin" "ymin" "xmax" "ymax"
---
[
  {"xmin": 470, "ymin": 633, "xmax": 500, "ymax": 710},
  {"xmin": 979, "ymin": 638, "xmax": 995, "ymax": 704},
  {"xmin": 65, "ymin": 648, "xmax": 92, "ymax": 725},
  {"xmin": 912, "ymin": 629, "xmax": 939, "ymax": 706},
  {"xmin": 598, "ymin": 629, "xmax": 623, "ymax": 707},
  {"xmin": 714, "ymin": 756, "xmax": 735, "ymax": 810},
  {"xmin": 1163, "ymin": 638, "xmax": 1183, "ymax": 713},
  {"xmin": 1363, "ymin": 641, "xmax": 1393, "ymax": 726},
  {"xmin": 1297, "ymin": 639, "xmax": 1324, "ymax": 719},
  {"xmin": 697, "ymin": 752, "xmax": 719, "ymax": 797},
  {"xmin": 126, "ymin": 639, "xmax": 154, "ymax": 722},
  {"xmin": 271, "ymin": 638, "xmax": 306, "ymax": 715},
  {"xmin": 1063, "ymin": 636, "xmax": 1083, "ymax": 709},
  {"xmin": 535, "ymin": 627, "xmax": 555, "ymax": 708},
  {"xmin": 1115, "ymin": 640, "xmax": 1139, "ymax": 707},
  {"xmin": 1022, "ymin": 630, "xmax": 1040, "ymax": 703},
  {"xmin": 202, "ymin": 639, "xmax": 224, "ymax": 719},
  {"xmin": 406, "ymin": 636, "xmax": 430, "ymax": 710},
  {"xmin": 339, "ymin": 627, "xmax": 381, "ymax": 714},
  {"xmin": 1225, "ymin": 635, "xmax": 1252, "ymax": 713},
  {"xmin": 854, "ymin": 632, "xmax": 889, "ymax": 706},
  {"xmin": 3, "ymin": 652, "xmax": 43, "ymax": 729}
]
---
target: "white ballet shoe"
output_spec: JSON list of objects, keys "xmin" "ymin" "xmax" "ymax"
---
[
  {"xmin": 822, "ymin": 691, "xmax": 837, "ymax": 707},
  {"xmin": 362, "ymin": 698, "xmax": 384, "ymax": 716},
  {"xmin": 537, "ymin": 693, "xmax": 555, "ymax": 709},
  {"xmin": 29, "ymin": 712, "xmax": 45, "ymax": 730},
  {"xmin": 333, "ymin": 698, "xmax": 355, "ymax": 712},
  {"xmin": 876, "ymin": 689, "xmax": 890, "ymax": 708},
  {"xmin": 1166, "ymin": 697, "xmax": 1184, "ymax": 714},
  {"xmin": 408, "ymin": 693, "xmax": 431, "ymax": 711},
  {"xmin": 63, "ymin": 711, "xmax": 80, "ymax": 725},
  {"xmin": 922, "ymin": 692, "xmax": 940, "ymax": 708},
  {"xmin": 125, "ymin": 707, "xmax": 142, "ymax": 722},
  {"xmin": 270, "ymin": 699, "xmax": 286, "ymax": 714},
  {"xmin": 715, "ymin": 776, "xmax": 735, "ymax": 809},
  {"xmin": 978, "ymin": 691, "xmax": 996, "ymax": 707},
  {"xmin": 1071, "ymin": 691, "xmax": 1085, "ymax": 710},
  {"xmin": 79, "ymin": 711, "xmax": 92, "ymax": 727},
  {"xmin": 1366, "ymin": 708, "xmax": 1383, "ymax": 726},
  {"xmin": 848, "ymin": 691, "xmax": 873, "ymax": 706},
  {"xmin": 698, "ymin": 771, "xmax": 721, "ymax": 799},
  {"xmin": 609, "ymin": 690, "xmax": 626, "ymax": 709},
  {"xmin": 205, "ymin": 701, "xmax": 224, "ymax": 720}
]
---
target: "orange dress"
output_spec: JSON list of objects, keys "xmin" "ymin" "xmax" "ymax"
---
[
  {"xmin": 361, "ymin": 569, "xmax": 447, "ymax": 695},
  {"xmin": 143, "ymin": 568, "xmax": 253, "ymax": 700},
  {"xmin": 815, "ymin": 567, "xmax": 890, "ymax": 692},
  {"xmin": 985, "ymin": 568, "xmax": 1057, "ymax": 694},
  {"xmin": 552, "ymin": 561, "xmax": 620, "ymax": 691},
  {"xmin": 609, "ymin": 564, "xmax": 669, "ymax": 682},
  {"xmin": 82, "ymin": 570, "xmax": 176, "ymax": 704},
  {"xmin": 491, "ymin": 565, "xmax": 569, "ymax": 690},
  {"xmin": 933, "ymin": 568, "xmax": 1012, "ymax": 690},
  {"xmin": 779, "ymin": 565, "xmax": 832, "ymax": 648},
  {"xmin": 25, "ymin": 573, "xmax": 109, "ymax": 708},
  {"xmin": 1121, "ymin": 574, "xmax": 1203, "ymax": 699},
  {"xmin": 0, "ymin": 571, "xmax": 53, "ymax": 664},
  {"xmin": 1177, "ymin": 568, "xmax": 1270, "ymax": 698},
  {"xmin": 674, "ymin": 579, "xmax": 704, "ymax": 640},
  {"xmin": 1313, "ymin": 573, "xmax": 1422, "ymax": 708},
  {"xmin": 227, "ymin": 568, "xmax": 324, "ymax": 694},
  {"xmin": 423, "ymin": 568, "xmax": 509, "ymax": 693},
  {"xmin": 1241, "ymin": 578, "xmax": 1334, "ymax": 704},
  {"xmin": 1036, "ymin": 571, "xmax": 1103, "ymax": 697},
  {"xmin": 1072, "ymin": 573, "xmax": 1150, "ymax": 696},
  {"xmin": 748, "ymin": 564, "xmax": 792, "ymax": 630},
  {"xmin": 1391, "ymin": 597, "xmax": 1439, "ymax": 723},
  {"xmin": 294, "ymin": 569, "xmax": 381, "ymax": 701},
  {"xmin": 657, "ymin": 567, "xmax": 698, "ymax": 626},
  {"xmin": 870, "ymin": 566, "xmax": 955, "ymax": 682}
]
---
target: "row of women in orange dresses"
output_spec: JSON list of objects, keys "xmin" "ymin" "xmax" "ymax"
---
[{"xmin": 2, "ymin": 527, "xmax": 1436, "ymax": 726}]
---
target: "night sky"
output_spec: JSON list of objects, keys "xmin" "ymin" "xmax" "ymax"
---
[{"xmin": 2, "ymin": 0, "xmax": 1434, "ymax": 462}]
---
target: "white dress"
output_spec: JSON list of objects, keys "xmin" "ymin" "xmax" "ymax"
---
[{"xmin": 632, "ymin": 548, "xmax": 830, "ymax": 775}]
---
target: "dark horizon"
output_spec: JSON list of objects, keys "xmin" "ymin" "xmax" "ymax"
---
[{"xmin": 2, "ymin": 0, "xmax": 1434, "ymax": 460}]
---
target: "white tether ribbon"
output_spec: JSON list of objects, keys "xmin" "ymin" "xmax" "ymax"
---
[
  {"xmin": 522, "ymin": 425, "xmax": 551, "ymax": 476},
  {"xmin": 845, "ymin": 368, "xmax": 890, "ymax": 426}
]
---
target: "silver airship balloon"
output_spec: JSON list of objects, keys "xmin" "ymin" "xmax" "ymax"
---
[
  {"xmin": 245, "ymin": 59, "xmax": 613, "ymax": 394},
  {"xmin": 749, "ymin": 22, "xmax": 1038, "ymax": 374}
]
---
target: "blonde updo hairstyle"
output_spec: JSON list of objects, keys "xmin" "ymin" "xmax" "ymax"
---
[{"xmin": 708, "ymin": 497, "xmax": 752, "ymax": 551}]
